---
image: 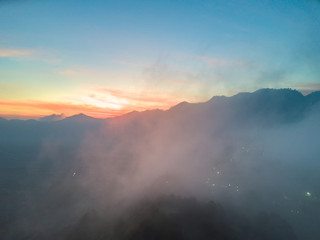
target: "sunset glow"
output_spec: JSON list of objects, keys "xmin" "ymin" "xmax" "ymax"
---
[
  {"xmin": 0, "ymin": 89, "xmax": 181, "ymax": 119},
  {"xmin": 0, "ymin": 0, "xmax": 319, "ymax": 119},
  {"xmin": 1, "ymin": 1, "xmax": 320, "ymax": 239}
]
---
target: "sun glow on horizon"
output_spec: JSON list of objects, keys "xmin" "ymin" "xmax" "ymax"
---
[
  {"xmin": 1, "ymin": 0, "xmax": 319, "ymax": 120},
  {"xmin": 0, "ymin": 87, "xmax": 184, "ymax": 119}
]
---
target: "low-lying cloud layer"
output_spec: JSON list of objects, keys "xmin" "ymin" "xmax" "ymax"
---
[{"xmin": 0, "ymin": 89, "xmax": 319, "ymax": 239}]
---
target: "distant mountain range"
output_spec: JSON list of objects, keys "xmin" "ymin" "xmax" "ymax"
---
[
  {"xmin": 1, "ymin": 89, "xmax": 319, "ymax": 124},
  {"xmin": 39, "ymin": 114, "xmax": 66, "ymax": 121},
  {"xmin": 113, "ymin": 88, "xmax": 320, "ymax": 129},
  {"xmin": 1, "ymin": 88, "xmax": 319, "ymax": 168},
  {"xmin": 0, "ymin": 89, "xmax": 319, "ymax": 144}
]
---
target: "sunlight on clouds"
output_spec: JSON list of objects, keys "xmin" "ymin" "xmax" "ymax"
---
[
  {"xmin": 79, "ymin": 95, "xmax": 129, "ymax": 110},
  {"xmin": 89, "ymin": 87, "xmax": 185, "ymax": 110},
  {"xmin": 0, "ymin": 84, "xmax": 188, "ymax": 119},
  {"xmin": 0, "ymin": 99, "xmax": 125, "ymax": 119}
]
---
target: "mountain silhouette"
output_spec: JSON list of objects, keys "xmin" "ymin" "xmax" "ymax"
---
[
  {"xmin": 63, "ymin": 113, "xmax": 97, "ymax": 121},
  {"xmin": 1, "ymin": 88, "xmax": 319, "ymax": 149},
  {"xmin": 103, "ymin": 88, "xmax": 319, "ymax": 135},
  {"xmin": 39, "ymin": 114, "xmax": 65, "ymax": 121}
]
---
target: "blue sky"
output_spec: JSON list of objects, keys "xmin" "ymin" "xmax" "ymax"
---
[{"xmin": 0, "ymin": 0, "xmax": 319, "ymax": 118}]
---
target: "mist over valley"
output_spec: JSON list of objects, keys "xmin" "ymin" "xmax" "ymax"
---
[{"xmin": 0, "ymin": 89, "xmax": 319, "ymax": 240}]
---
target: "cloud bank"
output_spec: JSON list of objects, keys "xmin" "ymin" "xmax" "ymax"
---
[{"xmin": 0, "ymin": 89, "xmax": 319, "ymax": 239}]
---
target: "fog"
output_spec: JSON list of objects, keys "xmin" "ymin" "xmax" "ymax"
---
[{"xmin": 0, "ymin": 89, "xmax": 319, "ymax": 239}]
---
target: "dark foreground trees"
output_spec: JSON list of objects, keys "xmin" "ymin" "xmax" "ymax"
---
[{"xmin": 61, "ymin": 195, "xmax": 297, "ymax": 240}]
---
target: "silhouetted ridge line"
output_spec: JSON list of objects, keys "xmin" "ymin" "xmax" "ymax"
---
[
  {"xmin": 1, "ymin": 88, "xmax": 320, "ymax": 123},
  {"xmin": 158, "ymin": 88, "xmax": 320, "ymax": 128},
  {"xmin": 39, "ymin": 114, "xmax": 65, "ymax": 121},
  {"xmin": 62, "ymin": 113, "xmax": 98, "ymax": 121},
  {"xmin": 305, "ymin": 91, "xmax": 320, "ymax": 105}
]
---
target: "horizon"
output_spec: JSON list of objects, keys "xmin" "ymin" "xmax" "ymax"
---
[
  {"xmin": 1, "ymin": 2, "xmax": 320, "ymax": 238},
  {"xmin": 1, "ymin": 87, "xmax": 319, "ymax": 120},
  {"xmin": 1, "ymin": 82, "xmax": 320, "ymax": 240},
  {"xmin": 1, "ymin": 0, "xmax": 320, "ymax": 119}
]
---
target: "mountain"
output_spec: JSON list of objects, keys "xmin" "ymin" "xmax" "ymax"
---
[
  {"xmin": 2, "ymin": 88, "xmax": 318, "ymax": 147},
  {"xmin": 1, "ymin": 87, "xmax": 320, "ymax": 168},
  {"xmin": 163, "ymin": 88, "xmax": 320, "ymax": 127},
  {"xmin": 62, "ymin": 113, "xmax": 100, "ymax": 122},
  {"xmin": 305, "ymin": 90, "xmax": 320, "ymax": 105},
  {"xmin": 61, "ymin": 195, "xmax": 298, "ymax": 240},
  {"xmin": 1, "ymin": 89, "xmax": 319, "ymax": 138},
  {"xmin": 39, "ymin": 114, "xmax": 65, "ymax": 121}
]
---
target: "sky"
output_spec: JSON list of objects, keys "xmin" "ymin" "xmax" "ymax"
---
[{"xmin": 0, "ymin": 0, "xmax": 320, "ymax": 119}]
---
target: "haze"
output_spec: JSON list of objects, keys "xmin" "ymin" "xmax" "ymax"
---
[{"xmin": 0, "ymin": 1, "xmax": 320, "ymax": 240}]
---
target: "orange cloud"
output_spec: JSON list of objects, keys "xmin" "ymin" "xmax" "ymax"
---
[
  {"xmin": 0, "ymin": 100, "xmax": 127, "ymax": 119},
  {"xmin": 95, "ymin": 88, "xmax": 180, "ymax": 106},
  {"xmin": 0, "ymin": 90, "xmax": 179, "ymax": 120},
  {"xmin": 0, "ymin": 86, "xmax": 185, "ymax": 119}
]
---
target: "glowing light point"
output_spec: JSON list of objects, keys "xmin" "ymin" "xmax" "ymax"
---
[
  {"xmin": 73, "ymin": 172, "xmax": 76, "ymax": 177},
  {"xmin": 306, "ymin": 192, "xmax": 311, "ymax": 197}
]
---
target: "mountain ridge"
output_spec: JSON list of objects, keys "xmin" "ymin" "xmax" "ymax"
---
[{"xmin": 0, "ymin": 88, "xmax": 319, "ymax": 122}]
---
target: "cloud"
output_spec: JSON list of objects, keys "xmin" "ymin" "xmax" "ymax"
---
[
  {"xmin": 57, "ymin": 67, "xmax": 114, "ymax": 83},
  {"xmin": 0, "ymin": 100, "xmax": 125, "ymax": 119},
  {"xmin": 0, "ymin": 47, "xmax": 62, "ymax": 65},
  {"xmin": 58, "ymin": 67, "xmax": 97, "ymax": 77},
  {"xmin": 0, "ymin": 84, "xmax": 186, "ymax": 120},
  {"xmin": 197, "ymin": 56, "xmax": 230, "ymax": 68},
  {"xmin": 293, "ymin": 82, "xmax": 320, "ymax": 95},
  {"xmin": 115, "ymin": 60, "xmax": 151, "ymax": 69},
  {"xmin": 0, "ymin": 48, "xmax": 34, "ymax": 57},
  {"xmin": 0, "ymin": 86, "xmax": 182, "ymax": 119},
  {"xmin": 2, "ymin": 89, "xmax": 320, "ymax": 238},
  {"xmin": 197, "ymin": 56, "xmax": 256, "ymax": 70},
  {"xmin": 58, "ymin": 70, "xmax": 79, "ymax": 76},
  {"xmin": 95, "ymin": 88, "xmax": 179, "ymax": 107}
]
